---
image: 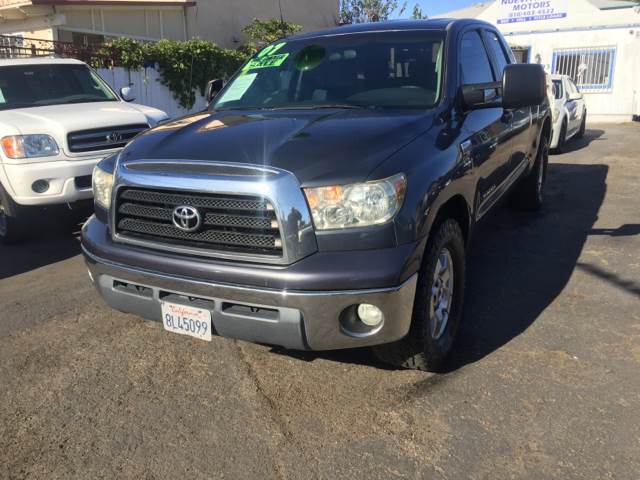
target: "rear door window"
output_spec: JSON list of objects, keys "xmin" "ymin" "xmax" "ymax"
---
[{"xmin": 483, "ymin": 30, "xmax": 511, "ymax": 79}]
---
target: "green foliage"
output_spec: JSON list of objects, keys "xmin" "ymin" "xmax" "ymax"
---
[
  {"xmin": 150, "ymin": 39, "xmax": 244, "ymax": 109},
  {"xmin": 89, "ymin": 18, "xmax": 302, "ymax": 109},
  {"xmin": 242, "ymin": 18, "xmax": 302, "ymax": 45},
  {"xmin": 91, "ymin": 37, "xmax": 245, "ymax": 109}
]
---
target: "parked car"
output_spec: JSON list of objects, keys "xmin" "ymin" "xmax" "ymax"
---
[
  {"xmin": 0, "ymin": 57, "xmax": 168, "ymax": 243},
  {"xmin": 550, "ymin": 74, "xmax": 587, "ymax": 151},
  {"xmin": 82, "ymin": 19, "xmax": 551, "ymax": 372}
]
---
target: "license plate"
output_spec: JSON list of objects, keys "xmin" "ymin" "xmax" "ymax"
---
[{"xmin": 161, "ymin": 301, "xmax": 212, "ymax": 342}]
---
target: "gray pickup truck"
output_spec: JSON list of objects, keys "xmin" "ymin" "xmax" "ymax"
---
[{"xmin": 82, "ymin": 19, "xmax": 550, "ymax": 371}]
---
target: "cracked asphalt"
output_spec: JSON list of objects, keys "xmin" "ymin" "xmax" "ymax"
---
[{"xmin": 1, "ymin": 124, "xmax": 639, "ymax": 479}]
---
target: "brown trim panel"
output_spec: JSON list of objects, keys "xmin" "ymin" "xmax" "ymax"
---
[{"xmin": 32, "ymin": 0, "xmax": 196, "ymax": 6}]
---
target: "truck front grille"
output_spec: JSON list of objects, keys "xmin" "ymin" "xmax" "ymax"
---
[
  {"xmin": 115, "ymin": 188, "xmax": 283, "ymax": 257},
  {"xmin": 67, "ymin": 124, "xmax": 148, "ymax": 153}
]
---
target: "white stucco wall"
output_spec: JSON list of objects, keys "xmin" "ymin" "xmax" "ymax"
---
[{"xmin": 438, "ymin": 0, "xmax": 640, "ymax": 122}]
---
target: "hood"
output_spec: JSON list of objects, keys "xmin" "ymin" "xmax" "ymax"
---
[
  {"xmin": 120, "ymin": 108, "xmax": 435, "ymax": 186},
  {"xmin": 0, "ymin": 101, "xmax": 165, "ymax": 146}
]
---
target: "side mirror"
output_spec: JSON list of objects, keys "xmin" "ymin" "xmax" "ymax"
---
[
  {"xmin": 569, "ymin": 92, "xmax": 583, "ymax": 101},
  {"xmin": 461, "ymin": 81, "xmax": 501, "ymax": 110},
  {"xmin": 205, "ymin": 79, "xmax": 224, "ymax": 103},
  {"xmin": 502, "ymin": 64, "xmax": 546, "ymax": 109},
  {"xmin": 120, "ymin": 86, "xmax": 135, "ymax": 102}
]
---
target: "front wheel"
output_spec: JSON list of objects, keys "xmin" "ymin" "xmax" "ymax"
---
[
  {"xmin": 373, "ymin": 219, "xmax": 466, "ymax": 372},
  {"xmin": 576, "ymin": 111, "xmax": 587, "ymax": 139},
  {"xmin": 0, "ymin": 185, "xmax": 27, "ymax": 244},
  {"xmin": 554, "ymin": 120, "xmax": 567, "ymax": 153}
]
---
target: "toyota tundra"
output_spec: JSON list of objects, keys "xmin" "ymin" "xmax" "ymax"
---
[{"xmin": 82, "ymin": 19, "xmax": 551, "ymax": 371}]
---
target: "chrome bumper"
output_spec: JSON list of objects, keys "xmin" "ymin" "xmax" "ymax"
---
[{"xmin": 84, "ymin": 248, "xmax": 418, "ymax": 351}]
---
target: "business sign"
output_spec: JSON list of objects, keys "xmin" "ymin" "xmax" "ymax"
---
[{"xmin": 497, "ymin": 0, "xmax": 568, "ymax": 24}]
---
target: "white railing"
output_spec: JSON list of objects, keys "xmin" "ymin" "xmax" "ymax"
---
[{"xmin": 97, "ymin": 67, "xmax": 207, "ymax": 119}]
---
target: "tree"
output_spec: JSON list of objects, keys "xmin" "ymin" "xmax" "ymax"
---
[
  {"xmin": 412, "ymin": 4, "xmax": 427, "ymax": 19},
  {"xmin": 239, "ymin": 18, "xmax": 302, "ymax": 56},
  {"xmin": 242, "ymin": 18, "xmax": 302, "ymax": 45},
  {"xmin": 339, "ymin": 0, "xmax": 408, "ymax": 23}
]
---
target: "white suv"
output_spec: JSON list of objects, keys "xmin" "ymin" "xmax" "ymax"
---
[
  {"xmin": 0, "ymin": 57, "xmax": 168, "ymax": 242},
  {"xmin": 550, "ymin": 74, "xmax": 587, "ymax": 152}
]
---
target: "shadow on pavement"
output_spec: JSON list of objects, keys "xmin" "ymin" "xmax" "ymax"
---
[
  {"xmin": 553, "ymin": 128, "xmax": 605, "ymax": 154},
  {"xmin": 277, "ymin": 161, "xmax": 609, "ymax": 373},
  {"xmin": 0, "ymin": 216, "xmax": 86, "ymax": 281},
  {"xmin": 445, "ymin": 161, "xmax": 608, "ymax": 371}
]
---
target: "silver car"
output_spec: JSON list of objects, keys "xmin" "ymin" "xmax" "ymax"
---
[{"xmin": 550, "ymin": 74, "xmax": 587, "ymax": 151}]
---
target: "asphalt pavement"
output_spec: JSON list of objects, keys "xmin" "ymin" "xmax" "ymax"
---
[{"xmin": 1, "ymin": 124, "xmax": 639, "ymax": 479}]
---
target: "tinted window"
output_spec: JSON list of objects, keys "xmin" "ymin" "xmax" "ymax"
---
[
  {"xmin": 214, "ymin": 32, "xmax": 444, "ymax": 110},
  {"xmin": 552, "ymin": 80, "xmax": 564, "ymax": 99},
  {"xmin": 0, "ymin": 64, "xmax": 117, "ymax": 111},
  {"xmin": 459, "ymin": 30, "xmax": 495, "ymax": 85},
  {"xmin": 484, "ymin": 30, "xmax": 510, "ymax": 78}
]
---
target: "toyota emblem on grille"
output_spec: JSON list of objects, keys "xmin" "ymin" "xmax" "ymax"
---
[
  {"xmin": 106, "ymin": 132, "xmax": 123, "ymax": 143},
  {"xmin": 172, "ymin": 206, "xmax": 202, "ymax": 232}
]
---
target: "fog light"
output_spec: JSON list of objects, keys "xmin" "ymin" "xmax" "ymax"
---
[
  {"xmin": 32, "ymin": 179, "xmax": 50, "ymax": 193},
  {"xmin": 357, "ymin": 304, "xmax": 384, "ymax": 327}
]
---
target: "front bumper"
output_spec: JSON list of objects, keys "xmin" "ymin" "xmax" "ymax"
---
[
  {"xmin": 1, "ymin": 155, "xmax": 103, "ymax": 206},
  {"xmin": 84, "ymin": 247, "xmax": 418, "ymax": 351}
]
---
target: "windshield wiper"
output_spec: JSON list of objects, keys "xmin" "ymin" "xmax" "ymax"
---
[
  {"xmin": 265, "ymin": 104, "xmax": 368, "ymax": 111},
  {"xmin": 215, "ymin": 104, "xmax": 367, "ymax": 112}
]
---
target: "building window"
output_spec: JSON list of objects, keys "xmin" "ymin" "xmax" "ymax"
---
[
  {"xmin": 552, "ymin": 47, "xmax": 616, "ymax": 92},
  {"xmin": 510, "ymin": 46, "xmax": 530, "ymax": 64}
]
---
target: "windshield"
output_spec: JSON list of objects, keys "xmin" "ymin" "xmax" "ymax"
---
[
  {"xmin": 552, "ymin": 80, "xmax": 564, "ymax": 100},
  {"xmin": 213, "ymin": 32, "xmax": 444, "ymax": 111},
  {"xmin": 0, "ymin": 64, "xmax": 118, "ymax": 111}
]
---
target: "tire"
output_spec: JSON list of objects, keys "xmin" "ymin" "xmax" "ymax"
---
[
  {"xmin": 510, "ymin": 131, "xmax": 549, "ymax": 211},
  {"xmin": 576, "ymin": 111, "xmax": 587, "ymax": 139},
  {"xmin": 373, "ymin": 219, "xmax": 466, "ymax": 372},
  {"xmin": 554, "ymin": 120, "xmax": 567, "ymax": 153},
  {"xmin": 0, "ymin": 184, "xmax": 28, "ymax": 244}
]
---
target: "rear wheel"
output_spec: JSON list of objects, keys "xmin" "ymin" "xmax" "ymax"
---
[
  {"xmin": 373, "ymin": 219, "xmax": 466, "ymax": 372},
  {"xmin": 510, "ymin": 132, "xmax": 549, "ymax": 211}
]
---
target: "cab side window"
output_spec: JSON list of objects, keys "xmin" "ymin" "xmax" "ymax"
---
[{"xmin": 460, "ymin": 30, "xmax": 496, "ymax": 99}]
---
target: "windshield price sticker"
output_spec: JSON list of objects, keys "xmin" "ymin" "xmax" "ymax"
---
[{"xmin": 246, "ymin": 53, "xmax": 290, "ymax": 70}]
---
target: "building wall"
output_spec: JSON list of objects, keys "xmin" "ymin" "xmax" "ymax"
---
[
  {"xmin": 506, "ymin": 28, "xmax": 640, "ymax": 122},
  {"xmin": 186, "ymin": 0, "xmax": 339, "ymax": 48},
  {"xmin": 437, "ymin": 0, "xmax": 640, "ymax": 122},
  {"xmin": 55, "ymin": 5, "xmax": 188, "ymax": 41}
]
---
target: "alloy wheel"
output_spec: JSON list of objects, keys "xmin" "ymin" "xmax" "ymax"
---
[{"xmin": 430, "ymin": 247, "xmax": 454, "ymax": 340}]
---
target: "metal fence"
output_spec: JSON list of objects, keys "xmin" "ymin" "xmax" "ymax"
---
[
  {"xmin": 0, "ymin": 34, "xmax": 98, "ymax": 62},
  {"xmin": 552, "ymin": 46, "xmax": 616, "ymax": 93}
]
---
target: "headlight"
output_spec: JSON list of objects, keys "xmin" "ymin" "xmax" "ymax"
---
[
  {"xmin": 1, "ymin": 135, "xmax": 59, "ymax": 159},
  {"xmin": 92, "ymin": 165, "xmax": 114, "ymax": 209},
  {"xmin": 304, "ymin": 173, "xmax": 406, "ymax": 230}
]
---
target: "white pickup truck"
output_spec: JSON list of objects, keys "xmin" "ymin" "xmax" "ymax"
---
[{"xmin": 0, "ymin": 57, "xmax": 168, "ymax": 243}]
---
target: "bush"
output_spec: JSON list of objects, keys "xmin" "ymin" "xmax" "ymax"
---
[{"xmin": 91, "ymin": 38, "xmax": 245, "ymax": 109}]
